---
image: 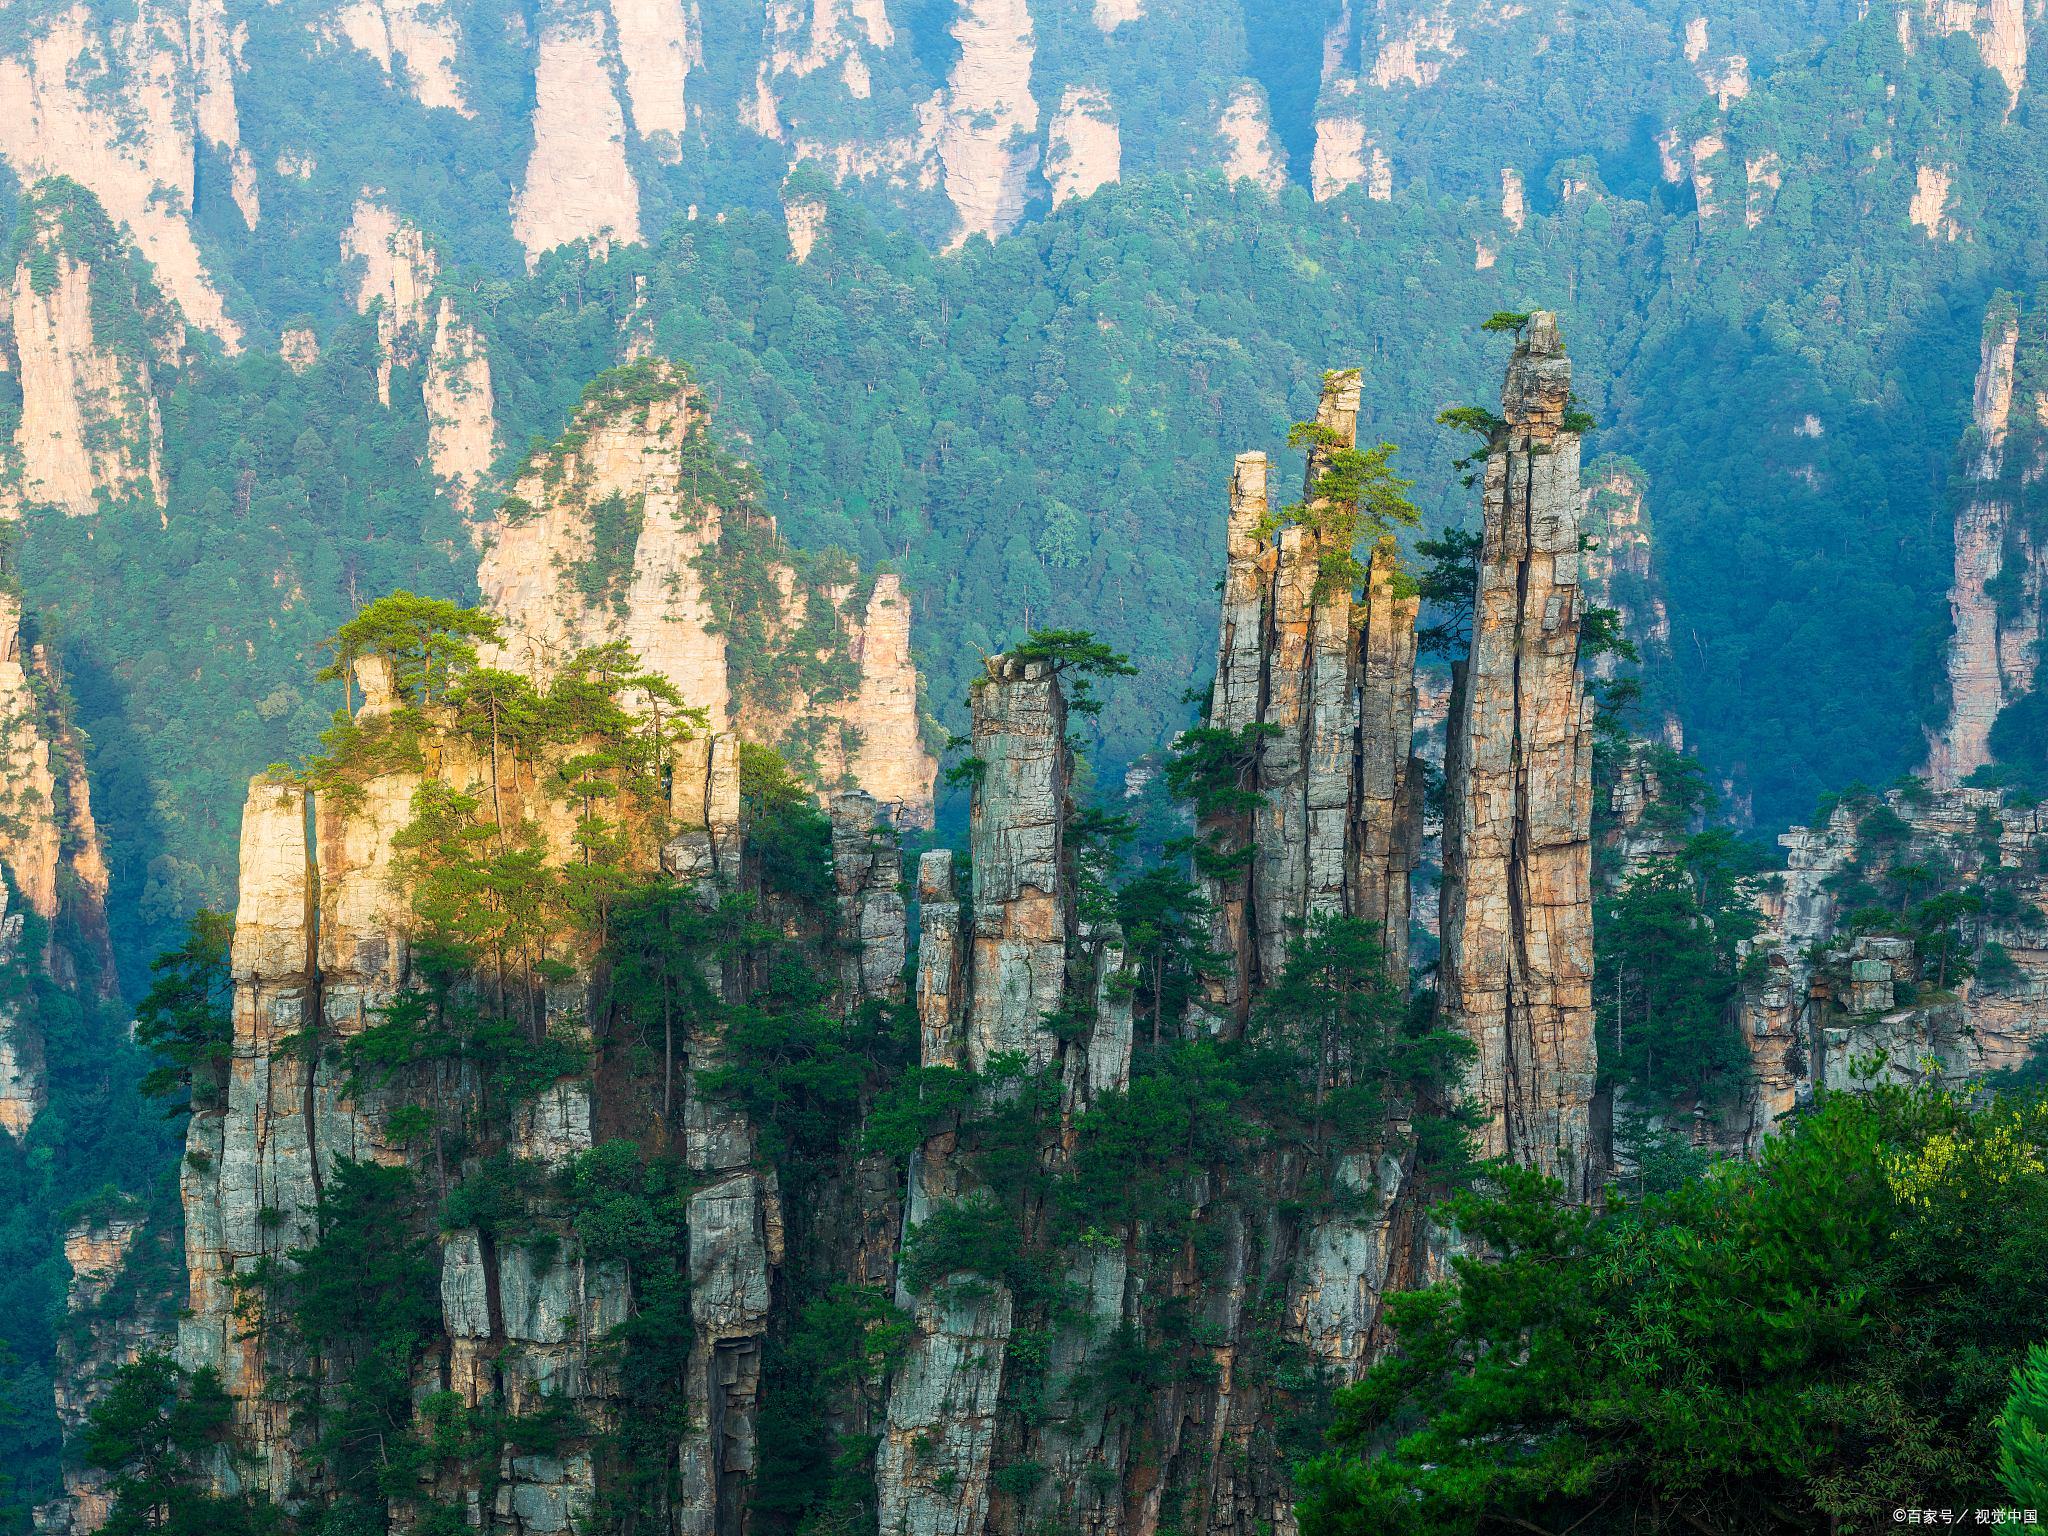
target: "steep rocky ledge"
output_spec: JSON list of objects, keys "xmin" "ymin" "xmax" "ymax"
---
[
  {"xmin": 1437, "ymin": 313, "xmax": 1598, "ymax": 1197},
  {"xmin": 475, "ymin": 359, "xmax": 936, "ymax": 826}
]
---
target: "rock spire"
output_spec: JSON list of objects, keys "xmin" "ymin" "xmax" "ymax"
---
[
  {"xmin": 1436, "ymin": 312, "xmax": 1599, "ymax": 1198},
  {"xmin": 1198, "ymin": 369, "xmax": 1426, "ymax": 1031}
]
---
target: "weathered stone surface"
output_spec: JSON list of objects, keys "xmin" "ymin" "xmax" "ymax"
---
[
  {"xmin": 1931, "ymin": 292, "xmax": 2025, "ymax": 787},
  {"xmin": 1198, "ymin": 451, "xmax": 1271, "ymax": 1025},
  {"xmin": 1198, "ymin": 371, "xmax": 1423, "ymax": 1027},
  {"xmin": 0, "ymin": 596, "xmax": 62, "ymax": 926},
  {"xmin": 1438, "ymin": 312, "xmax": 1598, "ymax": 1198},
  {"xmin": 49, "ymin": 1213, "xmax": 179, "ymax": 1533},
  {"xmin": 966, "ymin": 656, "xmax": 1071, "ymax": 1073},
  {"xmin": 916, "ymin": 849, "xmax": 965, "ymax": 1066},
  {"xmin": 425, "ymin": 296, "xmax": 495, "ymax": 511},
  {"xmin": 7, "ymin": 239, "xmax": 165, "ymax": 518},
  {"xmin": 476, "ymin": 362, "xmax": 934, "ymax": 827},
  {"xmin": 1353, "ymin": 544, "xmax": 1423, "ymax": 978},
  {"xmin": 874, "ymin": 1282, "xmax": 1015, "ymax": 1536},
  {"xmin": 440, "ymin": 1229, "xmax": 492, "ymax": 1338},
  {"xmin": 833, "ymin": 790, "xmax": 908, "ymax": 1007},
  {"xmin": 509, "ymin": 8, "xmax": 643, "ymax": 265},
  {"xmin": 0, "ymin": 4, "xmax": 244, "ymax": 347},
  {"xmin": 1288, "ymin": 1152, "xmax": 1411, "ymax": 1383}
]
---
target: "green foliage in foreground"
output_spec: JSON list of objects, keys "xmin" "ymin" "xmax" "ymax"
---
[
  {"xmin": 2002, "ymin": 1344, "xmax": 2048, "ymax": 1506},
  {"xmin": 1295, "ymin": 1083, "xmax": 2048, "ymax": 1534}
]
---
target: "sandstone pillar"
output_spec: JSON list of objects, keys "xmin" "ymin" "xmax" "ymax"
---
[
  {"xmin": 1199, "ymin": 452, "xmax": 1272, "ymax": 1026},
  {"xmin": 831, "ymin": 789, "xmax": 907, "ymax": 1011},
  {"xmin": 1197, "ymin": 371, "xmax": 1424, "ymax": 1027},
  {"xmin": 916, "ymin": 849, "xmax": 965, "ymax": 1066},
  {"xmin": 1437, "ymin": 312, "xmax": 1598, "ymax": 1197},
  {"xmin": 964, "ymin": 654, "xmax": 1072, "ymax": 1073}
]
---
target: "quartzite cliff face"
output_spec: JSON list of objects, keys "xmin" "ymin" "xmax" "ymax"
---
[
  {"xmin": 475, "ymin": 359, "xmax": 937, "ymax": 826},
  {"xmin": 1930, "ymin": 291, "xmax": 2033, "ymax": 787}
]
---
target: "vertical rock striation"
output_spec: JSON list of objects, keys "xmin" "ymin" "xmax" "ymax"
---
[
  {"xmin": 1437, "ymin": 312, "xmax": 1598, "ymax": 1198},
  {"xmin": 322, "ymin": 0, "xmax": 471, "ymax": 113},
  {"xmin": 965, "ymin": 655, "xmax": 1072, "ymax": 1073},
  {"xmin": 5, "ymin": 185, "xmax": 169, "ymax": 519},
  {"xmin": 937, "ymin": 0, "xmax": 1040, "ymax": 247},
  {"xmin": 510, "ymin": 7, "xmax": 643, "ymax": 266},
  {"xmin": 424, "ymin": 296, "xmax": 496, "ymax": 510},
  {"xmin": 0, "ymin": 3, "xmax": 243, "ymax": 347},
  {"xmin": 1197, "ymin": 370, "xmax": 1423, "ymax": 1032},
  {"xmin": 476, "ymin": 359, "xmax": 934, "ymax": 829},
  {"xmin": 341, "ymin": 198, "xmax": 437, "ymax": 408},
  {"xmin": 832, "ymin": 789, "xmax": 908, "ymax": 1010},
  {"xmin": 1933, "ymin": 291, "xmax": 2028, "ymax": 787}
]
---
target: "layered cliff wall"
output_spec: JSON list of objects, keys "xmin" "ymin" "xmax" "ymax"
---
[{"xmin": 1437, "ymin": 313, "xmax": 1598, "ymax": 1198}]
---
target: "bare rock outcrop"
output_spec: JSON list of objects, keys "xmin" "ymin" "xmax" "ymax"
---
[
  {"xmin": 964, "ymin": 655, "xmax": 1072, "ymax": 1072},
  {"xmin": 322, "ymin": 0, "xmax": 471, "ymax": 113},
  {"xmin": 48, "ymin": 1209, "xmax": 182, "ymax": 1532},
  {"xmin": 341, "ymin": 198, "xmax": 437, "ymax": 407},
  {"xmin": 1217, "ymin": 83, "xmax": 1288, "ymax": 193},
  {"xmin": 1932, "ymin": 292, "xmax": 2028, "ymax": 786},
  {"xmin": 5, "ymin": 187, "xmax": 168, "ymax": 519},
  {"xmin": 1047, "ymin": 86, "xmax": 1120, "ymax": 206},
  {"xmin": 337, "ymin": 204, "xmax": 499, "ymax": 499},
  {"xmin": 833, "ymin": 789, "xmax": 908, "ymax": 1009},
  {"xmin": 0, "ymin": 594, "xmax": 122, "ymax": 1017},
  {"xmin": 937, "ymin": 0, "xmax": 1040, "ymax": 247},
  {"xmin": 511, "ymin": 9, "xmax": 643, "ymax": 266},
  {"xmin": 424, "ymin": 296, "xmax": 496, "ymax": 509},
  {"xmin": 0, "ymin": 3, "xmax": 242, "ymax": 347},
  {"xmin": 475, "ymin": 359, "xmax": 935, "ymax": 827},
  {"xmin": 613, "ymin": 0, "xmax": 700, "ymax": 159},
  {"xmin": 1437, "ymin": 313, "xmax": 1598, "ymax": 1198}
]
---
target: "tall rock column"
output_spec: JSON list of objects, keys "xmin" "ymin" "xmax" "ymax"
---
[
  {"xmin": 1353, "ymin": 546, "xmax": 1423, "ymax": 981},
  {"xmin": 1437, "ymin": 312, "xmax": 1598, "ymax": 1197},
  {"xmin": 179, "ymin": 778, "xmax": 320, "ymax": 1496},
  {"xmin": 1200, "ymin": 451, "xmax": 1272, "ymax": 1025},
  {"xmin": 831, "ymin": 790, "xmax": 907, "ymax": 1011},
  {"xmin": 964, "ymin": 654, "xmax": 1072, "ymax": 1073},
  {"xmin": 1195, "ymin": 371, "xmax": 1424, "ymax": 1031}
]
